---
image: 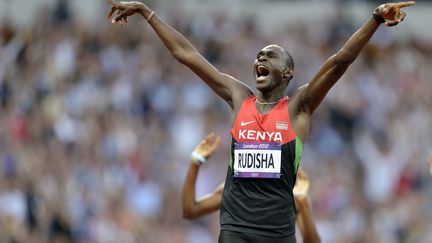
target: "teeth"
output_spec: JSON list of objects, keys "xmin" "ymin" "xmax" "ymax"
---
[
  {"xmin": 257, "ymin": 76, "xmax": 267, "ymax": 81},
  {"xmin": 257, "ymin": 65, "xmax": 269, "ymax": 77}
]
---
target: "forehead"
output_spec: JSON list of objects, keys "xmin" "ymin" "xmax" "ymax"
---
[{"xmin": 258, "ymin": 45, "xmax": 285, "ymax": 56}]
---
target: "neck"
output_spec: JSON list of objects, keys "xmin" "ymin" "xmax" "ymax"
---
[{"xmin": 257, "ymin": 90, "xmax": 285, "ymax": 105}]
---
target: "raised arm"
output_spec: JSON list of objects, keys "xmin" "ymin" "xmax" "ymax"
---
[
  {"xmin": 293, "ymin": 168, "xmax": 320, "ymax": 243},
  {"xmin": 181, "ymin": 133, "xmax": 225, "ymax": 220},
  {"xmin": 106, "ymin": 0, "xmax": 253, "ymax": 108},
  {"xmin": 297, "ymin": 1, "xmax": 415, "ymax": 114}
]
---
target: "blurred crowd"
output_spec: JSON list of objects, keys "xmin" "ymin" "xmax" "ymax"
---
[{"xmin": 0, "ymin": 1, "xmax": 431, "ymax": 243}]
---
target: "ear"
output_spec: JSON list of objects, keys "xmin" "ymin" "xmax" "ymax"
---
[{"xmin": 283, "ymin": 67, "xmax": 293, "ymax": 80}]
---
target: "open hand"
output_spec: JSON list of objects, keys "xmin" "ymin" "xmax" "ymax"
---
[
  {"xmin": 193, "ymin": 133, "xmax": 221, "ymax": 160},
  {"xmin": 293, "ymin": 167, "xmax": 310, "ymax": 199},
  {"xmin": 106, "ymin": 0, "xmax": 149, "ymax": 25},
  {"xmin": 375, "ymin": 1, "xmax": 415, "ymax": 26}
]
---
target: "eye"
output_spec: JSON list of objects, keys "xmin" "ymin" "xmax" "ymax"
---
[
  {"xmin": 256, "ymin": 51, "xmax": 266, "ymax": 59},
  {"xmin": 268, "ymin": 53, "xmax": 278, "ymax": 58}
]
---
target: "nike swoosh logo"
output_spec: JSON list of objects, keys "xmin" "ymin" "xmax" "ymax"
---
[{"xmin": 240, "ymin": 121, "xmax": 256, "ymax": 126}]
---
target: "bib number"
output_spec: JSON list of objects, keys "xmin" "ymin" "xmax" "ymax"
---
[{"xmin": 234, "ymin": 142, "xmax": 281, "ymax": 179}]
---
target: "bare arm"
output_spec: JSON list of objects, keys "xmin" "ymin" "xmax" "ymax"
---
[
  {"xmin": 297, "ymin": 1, "xmax": 414, "ymax": 114},
  {"xmin": 181, "ymin": 133, "xmax": 224, "ymax": 219},
  {"xmin": 106, "ymin": 1, "xmax": 253, "ymax": 108},
  {"xmin": 296, "ymin": 198, "xmax": 321, "ymax": 243},
  {"xmin": 182, "ymin": 162, "xmax": 224, "ymax": 219},
  {"xmin": 294, "ymin": 168, "xmax": 320, "ymax": 243}
]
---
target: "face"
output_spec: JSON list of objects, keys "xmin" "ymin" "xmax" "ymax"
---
[{"xmin": 253, "ymin": 45, "xmax": 291, "ymax": 92}]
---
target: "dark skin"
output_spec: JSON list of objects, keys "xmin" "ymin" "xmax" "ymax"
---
[{"xmin": 106, "ymin": 0, "xmax": 414, "ymax": 143}]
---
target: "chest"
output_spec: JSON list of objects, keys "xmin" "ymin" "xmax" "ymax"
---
[{"xmin": 232, "ymin": 100, "xmax": 295, "ymax": 144}]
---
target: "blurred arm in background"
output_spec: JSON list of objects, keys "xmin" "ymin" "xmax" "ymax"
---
[
  {"xmin": 293, "ymin": 168, "xmax": 321, "ymax": 243},
  {"xmin": 181, "ymin": 133, "xmax": 223, "ymax": 219}
]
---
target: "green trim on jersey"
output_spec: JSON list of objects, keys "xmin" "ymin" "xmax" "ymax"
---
[
  {"xmin": 293, "ymin": 137, "xmax": 303, "ymax": 174},
  {"xmin": 229, "ymin": 152, "xmax": 233, "ymax": 168}
]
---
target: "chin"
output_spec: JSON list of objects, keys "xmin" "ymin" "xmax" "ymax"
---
[
  {"xmin": 255, "ymin": 83, "xmax": 271, "ymax": 92},
  {"xmin": 255, "ymin": 76, "xmax": 274, "ymax": 91}
]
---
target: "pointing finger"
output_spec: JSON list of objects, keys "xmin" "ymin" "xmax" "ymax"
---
[{"xmin": 396, "ymin": 1, "xmax": 416, "ymax": 8}]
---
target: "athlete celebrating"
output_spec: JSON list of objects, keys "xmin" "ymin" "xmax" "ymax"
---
[
  {"xmin": 181, "ymin": 133, "xmax": 320, "ymax": 243},
  {"xmin": 106, "ymin": 1, "xmax": 414, "ymax": 242}
]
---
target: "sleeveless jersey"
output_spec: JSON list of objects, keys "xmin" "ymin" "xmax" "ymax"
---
[{"xmin": 220, "ymin": 96, "xmax": 304, "ymax": 237}]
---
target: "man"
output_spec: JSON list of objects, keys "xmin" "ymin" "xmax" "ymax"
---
[
  {"xmin": 181, "ymin": 133, "xmax": 320, "ymax": 243},
  {"xmin": 106, "ymin": 1, "xmax": 414, "ymax": 242}
]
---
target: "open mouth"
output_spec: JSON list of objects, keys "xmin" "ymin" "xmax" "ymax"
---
[{"xmin": 256, "ymin": 65, "xmax": 270, "ymax": 78}]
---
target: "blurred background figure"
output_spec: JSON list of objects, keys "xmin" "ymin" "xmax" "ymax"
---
[{"xmin": 0, "ymin": 0, "xmax": 431, "ymax": 242}]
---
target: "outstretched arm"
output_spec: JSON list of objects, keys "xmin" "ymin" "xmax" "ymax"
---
[
  {"xmin": 181, "ymin": 133, "xmax": 225, "ymax": 220},
  {"xmin": 106, "ymin": 1, "xmax": 253, "ymax": 108},
  {"xmin": 297, "ymin": 1, "xmax": 415, "ymax": 114},
  {"xmin": 293, "ymin": 168, "xmax": 320, "ymax": 243}
]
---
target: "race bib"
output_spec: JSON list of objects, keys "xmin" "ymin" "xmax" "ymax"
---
[{"xmin": 234, "ymin": 142, "xmax": 281, "ymax": 179}]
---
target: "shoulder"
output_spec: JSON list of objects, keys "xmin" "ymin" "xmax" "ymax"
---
[
  {"xmin": 228, "ymin": 75, "xmax": 254, "ymax": 96},
  {"xmin": 230, "ymin": 79, "xmax": 255, "ymax": 109}
]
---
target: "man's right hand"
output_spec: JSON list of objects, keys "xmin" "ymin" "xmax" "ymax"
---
[{"xmin": 106, "ymin": 0, "xmax": 151, "ymax": 24}]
